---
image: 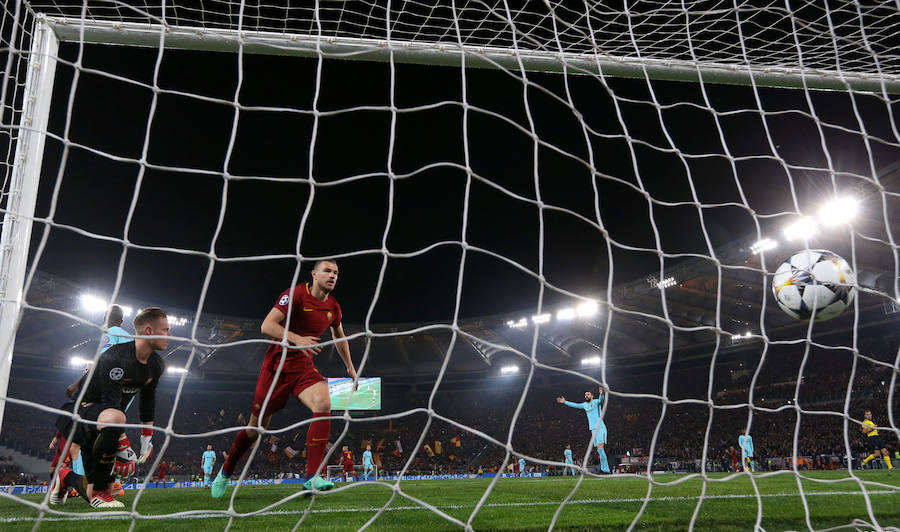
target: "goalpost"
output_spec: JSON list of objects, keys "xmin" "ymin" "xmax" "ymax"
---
[{"xmin": 1, "ymin": 1, "xmax": 899, "ymax": 530}]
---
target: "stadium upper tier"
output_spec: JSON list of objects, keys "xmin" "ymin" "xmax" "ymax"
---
[{"xmin": 11, "ymin": 201, "xmax": 900, "ymax": 380}]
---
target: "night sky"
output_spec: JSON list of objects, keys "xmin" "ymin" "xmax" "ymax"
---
[{"xmin": 26, "ymin": 41, "xmax": 899, "ymax": 324}]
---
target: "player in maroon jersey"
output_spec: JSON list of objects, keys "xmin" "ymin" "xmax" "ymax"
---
[
  {"xmin": 211, "ymin": 260, "xmax": 356, "ymax": 497},
  {"xmin": 341, "ymin": 445, "xmax": 356, "ymax": 481}
]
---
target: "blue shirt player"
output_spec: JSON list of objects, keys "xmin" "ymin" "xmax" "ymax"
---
[
  {"xmin": 557, "ymin": 387, "xmax": 610, "ymax": 473},
  {"xmin": 102, "ymin": 305, "xmax": 132, "ymax": 353},
  {"xmin": 201, "ymin": 445, "xmax": 217, "ymax": 487},
  {"xmin": 738, "ymin": 430, "xmax": 755, "ymax": 472},
  {"xmin": 517, "ymin": 457, "xmax": 526, "ymax": 477},
  {"xmin": 362, "ymin": 445, "xmax": 374, "ymax": 480},
  {"xmin": 564, "ymin": 444, "xmax": 575, "ymax": 476}
]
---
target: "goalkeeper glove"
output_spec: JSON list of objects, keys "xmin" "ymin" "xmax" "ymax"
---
[{"xmin": 138, "ymin": 427, "xmax": 153, "ymax": 464}]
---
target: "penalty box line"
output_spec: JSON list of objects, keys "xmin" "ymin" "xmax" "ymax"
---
[{"xmin": 2, "ymin": 489, "xmax": 898, "ymax": 523}]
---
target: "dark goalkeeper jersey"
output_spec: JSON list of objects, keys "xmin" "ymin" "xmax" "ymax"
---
[{"xmin": 80, "ymin": 341, "xmax": 165, "ymax": 422}]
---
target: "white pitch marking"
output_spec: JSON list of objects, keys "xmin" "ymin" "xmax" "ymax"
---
[{"xmin": 3, "ymin": 490, "xmax": 899, "ymax": 523}]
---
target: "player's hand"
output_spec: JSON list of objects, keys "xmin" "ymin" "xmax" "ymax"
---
[
  {"xmin": 349, "ymin": 369, "xmax": 359, "ymax": 391},
  {"xmin": 556, "ymin": 396, "xmax": 566, "ymax": 404},
  {"xmin": 138, "ymin": 435, "xmax": 153, "ymax": 464},
  {"xmin": 114, "ymin": 456, "xmax": 135, "ymax": 477},
  {"xmin": 291, "ymin": 335, "xmax": 322, "ymax": 356}
]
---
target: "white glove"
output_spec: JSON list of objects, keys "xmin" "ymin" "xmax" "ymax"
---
[{"xmin": 138, "ymin": 434, "xmax": 153, "ymax": 464}]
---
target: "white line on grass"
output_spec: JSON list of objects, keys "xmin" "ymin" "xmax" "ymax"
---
[{"xmin": 2, "ymin": 490, "xmax": 899, "ymax": 523}]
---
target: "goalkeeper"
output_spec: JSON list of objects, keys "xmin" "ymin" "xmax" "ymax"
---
[
  {"xmin": 49, "ymin": 308, "xmax": 168, "ymax": 509},
  {"xmin": 556, "ymin": 386, "xmax": 611, "ymax": 473}
]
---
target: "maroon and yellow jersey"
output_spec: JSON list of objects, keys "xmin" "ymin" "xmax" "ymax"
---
[
  {"xmin": 264, "ymin": 283, "xmax": 342, "ymax": 372},
  {"xmin": 342, "ymin": 450, "xmax": 353, "ymax": 465}
]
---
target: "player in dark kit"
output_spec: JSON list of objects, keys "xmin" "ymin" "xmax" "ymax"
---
[
  {"xmin": 49, "ymin": 308, "xmax": 169, "ymax": 509},
  {"xmin": 212, "ymin": 260, "xmax": 356, "ymax": 498}
]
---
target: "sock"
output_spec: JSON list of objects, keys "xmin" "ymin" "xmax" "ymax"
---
[
  {"xmin": 305, "ymin": 412, "xmax": 331, "ymax": 478},
  {"xmin": 885, "ymin": 455, "xmax": 893, "ymax": 469},
  {"xmin": 63, "ymin": 471, "xmax": 91, "ymax": 503},
  {"xmin": 597, "ymin": 448, "xmax": 610, "ymax": 473},
  {"xmin": 72, "ymin": 454, "xmax": 85, "ymax": 476},
  {"xmin": 863, "ymin": 454, "xmax": 876, "ymax": 464},
  {"xmin": 204, "ymin": 473, "xmax": 210, "ymax": 485},
  {"xmin": 222, "ymin": 430, "xmax": 255, "ymax": 477},
  {"xmin": 90, "ymin": 428, "xmax": 121, "ymax": 491}
]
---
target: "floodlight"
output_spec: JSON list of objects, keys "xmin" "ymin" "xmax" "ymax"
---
[
  {"xmin": 581, "ymin": 356, "xmax": 602, "ymax": 367},
  {"xmin": 576, "ymin": 301, "xmax": 598, "ymax": 317},
  {"xmin": 531, "ymin": 313, "xmax": 551, "ymax": 325},
  {"xmin": 168, "ymin": 316, "xmax": 188, "ymax": 327},
  {"xmin": 120, "ymin": 306, "xmax": 133, "ymax": 317},
  {"xmin": 167, "ymin": 367, "xmax": 188, "ymax": 374},
  {"xmin": 656, "ymin": 277, "xmax": 676, "ymax": 289},
  {"xmin": 508, "ymin": 318, "xmax": 527, "ymax": 328},
  {"xmin": 818, "ymin": 197, "xmax": 858, "ymax": 226},
  {"xmin": 70, "ymin": 356, "xmax": 90, "ymax": 367},
  {"xmin": 79, "ymin": 294, "xmax": 107, "ymax": 313},
  {"xmin": 783, "ymin": 218, "xmax": 816, "ymax": 241},
  {"xmin": 750, "ymin": 238, "xmax": 778, "ymax": 255},
  {"xmin": 500, "ymin": 365, "xmax": 519, "ymax": 374},
  {"xmin": 556, "ymin": 308, "xmax": 575, "ymax": 320}
]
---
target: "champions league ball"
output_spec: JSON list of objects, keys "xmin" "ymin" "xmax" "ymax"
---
[{"xmin": 772, "ymin": 250, "xmax": 856, "ymax": 321}]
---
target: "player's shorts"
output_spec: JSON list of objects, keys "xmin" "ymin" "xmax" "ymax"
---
[
  {"xmin": 866, "ymin": 435, "xmax": 886, "ymax": 452},
  {"xmin": 203, "ymin": 465, "xmax": 213, "ymax": 475},
  {"xmin": 593, "ymin": 423, "xmax": 607, "ymax": 446},
  {"xmin": 50, "ymin": 436, "xmax": 70, "ymax": 469},
  {"xmin": 343, "ymin": 462, "xmax": 354, "ymax": 473},
  {"xmin": 252, "ymin": 356, "xmax": 326, "ymax": 417},
  {"xmin": 55, "ymin": 402, "xmax": 119, "ymax": 477},
  {"xmin": 564, "ymin": 459, "xmax": 573, "ymax": 465},
  {"xmin": 364, "ymin": 464, "xmax": 374, "ymax": 471}
]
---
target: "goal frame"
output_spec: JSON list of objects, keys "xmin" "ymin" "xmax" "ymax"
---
[{"xmin": 1, "ymin": 10, "xmax": 898, "ymax": 437}]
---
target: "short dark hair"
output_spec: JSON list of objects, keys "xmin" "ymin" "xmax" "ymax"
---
[
  {"xmin": 106, "ymin": 305, "xmax": 124, "ymax": 327},
  {"xmin": 134, "ymin": 307, "xmax": 167, "ymax": 331},
  {"xmin": 313, "ymin": 259, "xmax": 338, "ymax": 270}
]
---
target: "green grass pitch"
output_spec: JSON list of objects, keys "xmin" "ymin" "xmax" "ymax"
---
[{"xmin": 1, "ymin": 471, "xmax": 898, "ymax": 531}]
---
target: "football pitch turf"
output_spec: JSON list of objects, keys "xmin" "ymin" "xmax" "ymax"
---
[{"xmin": 1, "ymin": 471, "xmax": 898, "ymax": 531}]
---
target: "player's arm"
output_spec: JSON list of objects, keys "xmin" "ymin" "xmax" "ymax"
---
[
  {"xmin": 136, "ymin": 359, "xmax": 164, "ymax": 464},
  {"xmin": 97, "ymin": 354, "xmax": 124, "ymax": 411},
  {"xmin": 861, "ymin": 423, "xmax": 872, "ymax": 434},
  {"xmin": 331, "ymin": 324, "xmax": 357, "ymax": 381},
  {"xmin": 261, "ymin": 307, "xmax": 322, "ymax": 355},
  {"xmin": 556, "ymin": 396, "xmax": 586, "ymax": 409}
]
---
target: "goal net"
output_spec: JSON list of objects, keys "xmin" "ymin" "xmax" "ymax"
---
[{"xmin": 1, "ymin": 1, "xmax": 899, "ymax": 530}]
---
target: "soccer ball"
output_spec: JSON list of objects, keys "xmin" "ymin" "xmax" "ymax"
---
[{"xmin": 772, "ymin": 249, "xmax": 856, "ymax": 321}]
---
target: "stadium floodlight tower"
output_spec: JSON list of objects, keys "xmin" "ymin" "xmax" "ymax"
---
[{"xmin": 1, "ymin": 1, "xmax": 899, "ymax": 529}]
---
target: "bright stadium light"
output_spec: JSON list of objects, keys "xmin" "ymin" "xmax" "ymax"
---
[
  {"xmin": 500, "ymin": 365, "xmax": 519, "ymax": 374},
  {"xmin": 750, "ymin": 238, "xmax": 778, "ymax": 255},
  {"xmin": 818, "ymin": 197, "xmax": 859, "ymax": 226},
  {"xmin": 556, "ymin": 308, "xmax": 575, "ymax": 320},
  {"xmin": 79, "ymin": 294, "xmax": 108, "ymax": 313},
  {"xmin": 531, "ymin": 313, "xmax": 551, "ymax": 325},
  {"xmin": 509, "ymin": 318, "xmax": 527, "ymax": 328},
  {"xmin": 656, "ymin": 277, "xmax": 676, "ymax": 289},
  {"xmin": 168, "ymin": 315, "xmax": 188, "ymax": 327},
  {"xmin": 120, "ymin": 305, "xmax": 133, "ymax": 317},
  {"xmin": 581, "ymin": 356, "xmax": 602, "ymax": 367},
  {"xmin": 167, "ymin": 366, "xmax": 188, "ymax": 374},
  {"xmin": 783, "ymin": 217, "xmax": 817, "ymax": 241},
  {"xmin": 70, "ymin": 356, "xmax": 91, "ymax": 367},
  {"xmin": 576, "ymin": 301, "xmax": 598, "ymax": 317}
]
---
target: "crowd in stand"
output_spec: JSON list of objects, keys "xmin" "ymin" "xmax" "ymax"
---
[{"xmin": 1, "ymin": 334, "xmax": 898, "ymax": 484}]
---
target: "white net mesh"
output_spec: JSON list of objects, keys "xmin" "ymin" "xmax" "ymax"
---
[{"xmin": 1, "ymin": 1, "xmax": 899, "ymax": 530}]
